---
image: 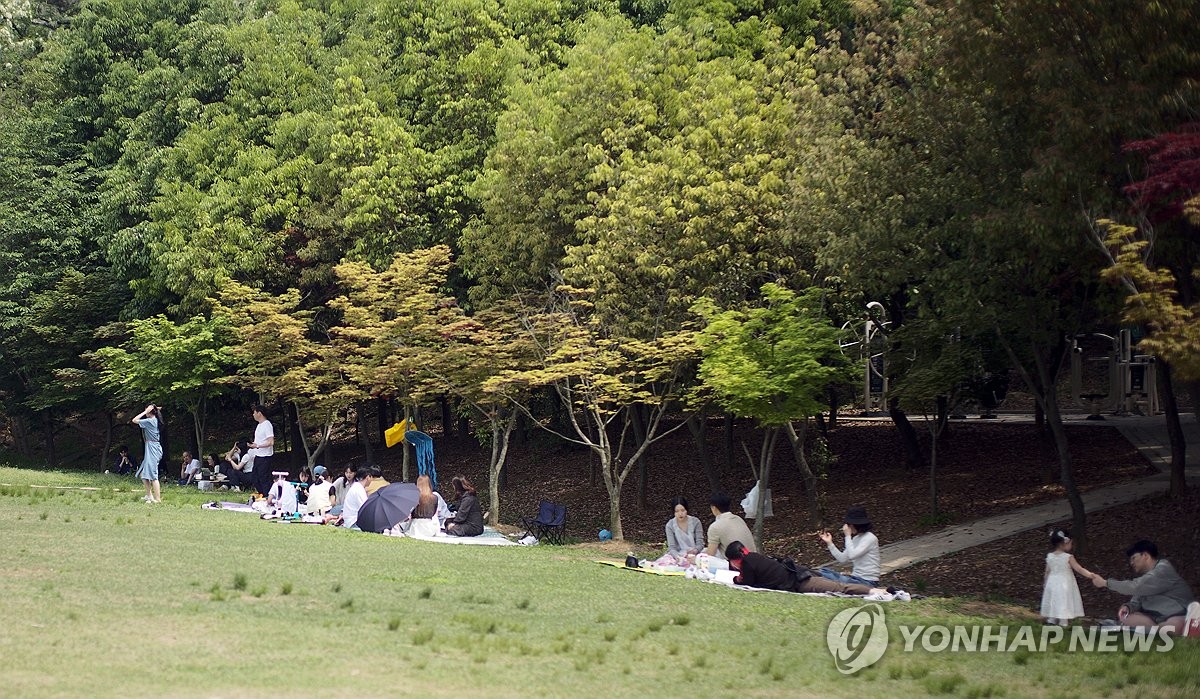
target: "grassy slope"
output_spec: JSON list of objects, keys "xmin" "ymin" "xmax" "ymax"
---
[{"xmin": 1, "ymin": 467, "xmax": 1197, "ymax": 699}]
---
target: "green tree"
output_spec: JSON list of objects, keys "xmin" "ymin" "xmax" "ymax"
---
[
  {"xmin": 216, "ymin": 283, "xmax": 357, "ymax": 469},
  {"xmin": 426, "ymin": 303, "xmax": 536, "ymax": 524},
  {"xmin": 92, "ymin": 314, "xmax": 232, "ymax": 456},
  {"xmin": 484, "ymin": 285, "xmax": 698, "ymax": 540},
  {"xmin": 888, "ymin": 323, "xmax": 981, "ymax": 519},
  {"xmin": 694, "ymin": 283, "xmax": 850, "ymax": 543}
]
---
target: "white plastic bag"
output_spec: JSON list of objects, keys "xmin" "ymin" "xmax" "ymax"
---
[{"xmin": 740, "ymin": 483, "xmax": 773, "ymax": 518}]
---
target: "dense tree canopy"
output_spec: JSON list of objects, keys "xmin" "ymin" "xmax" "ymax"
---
[{"xmin": 3, "ymin": 0, "xmax": 1198, "ymax": 540}]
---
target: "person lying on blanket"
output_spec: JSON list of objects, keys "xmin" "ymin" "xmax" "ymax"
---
[{"xmin": 725, "ymin": 542, "xmax": 882, "ymax": 596}]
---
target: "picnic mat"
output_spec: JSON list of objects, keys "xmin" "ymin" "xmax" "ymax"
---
[
  {"xmin": 595, "ymin": 560, "xmax": 687, "ymax": 576},
  {"xmin": 201, "ymin": 501, "xmax": 259, "ymax": 514},
  {"xmin": 405, "ymin": 527, "xmax": 518, "ymax": 546},
  {"xmin": 593, "ymin": 561, "xmax": 912, "ymax": 600}
]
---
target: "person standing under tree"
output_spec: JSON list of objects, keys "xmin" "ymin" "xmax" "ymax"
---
[
  {"xmin": 131, "ymin": 404, "xmax": 163, "ymax": 503},
  {"xmin": 247, "ymin": 404, "xmax": 275, "ymax": 497}
]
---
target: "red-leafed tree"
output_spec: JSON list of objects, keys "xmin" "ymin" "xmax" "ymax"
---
[
  {"xmin": 1122, "ymin": 124, "xmax": 1200, "ymax": 225},
  {"xmin": 1098, "ymin": 123, "xmax": 1200, "ymax": 497}
]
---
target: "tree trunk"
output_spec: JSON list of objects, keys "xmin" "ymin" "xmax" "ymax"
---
[
  {"xmin": 1028, "ymin": 344, "xmax": 1087, "ymax": 555},
  {"xmin": 42, "ymin": 409, "xmax": 56, "ymax": 468},
  {"xmin": 487, "ymin": 411, "xmax": 517, "ymax": 525},
  {"xmin": 752, "ymin": 427, "xmax": 778, "ymax": 551},
  {"xmin": 292, "ymin": 405, "xmax": 333, "ymax": 469},
  {"xmin": 887, "ymin": 397, "xmax": 925, "ymax": 469},
  {"xmin": 158, "ymin": 409, "xmax": 171, "ymax": 473},
  {"xmin": 929, "ymin": 421, "xmax": 940, "ymax": 518},
  {"xmin": 814, "ymin": 411, "xmax": 828, "ymax": 438},
  {"xmin": 722, "ymin": 412, "xmax": 735, "ymax": 473},
  {"xmin": 11, "ymin": 414, "xmax": 32, "ymax": 456},
  {"xmin": 784, "ymin": 420, "xmax": 824, "ymax": 528},
  {"xmin": 100, "ymin": 411, "xmax": 113, "ymax": 471},
  {"xmin": 685, "ymin": 413, "xmax": 722, "ymax": 493},
  {"xmin": 609, "ymin": 487, "xmax": 623, "ymax": 541},
  {"xmin": 1035, "ymin": 401, "xmax": 1045, "ymax": 430},
  {"xmin": 631, "ymin": 405, "xmax": 649, "ymax": 510},
  {"xmin": 1158, "ymin": 361, "xmax": 1187, "ymax": 496},
  {"xmin": 935, "ymin": 395, "xmax": 949, "ymax": 442},
  {"xmin": 289, "ymin": 402, "xmax": 304, "ymax": 468},
  {"xmin": 402, "ymin": 404, "xmax": 412, "ymax": 481},
  {"xmin": 358, "ymin": 403, "xmax": 374, "ymax": 464},
  {"xmin": 441, "ymin": 397, "xmax": 454, "ymax": 439},
  {"xmin": 828, "ymin": 385, "xmax": 840, "ymax": 428},
  {"xmin": 190, "ymin": 400, "xmax": 204, "ymax": 458},
  {"xmin": 281, "ymin": 402, "xmax": 293, "ymax": 468},
  {"xmin": 379, "ymin": 396, "xmax": 391, "ymax": 445}
]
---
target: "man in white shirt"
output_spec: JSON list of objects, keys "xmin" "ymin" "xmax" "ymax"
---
[
  {"xmin": 178, "ymin": 451, "xmax": 202, "ymax": 486},
  {"xmin": 328, "ymin": 467, "xmax": 371, "ymax": 530},
  {"xmin": 247, "ymin": 404, "xmax": 275, "ymax": 497}
]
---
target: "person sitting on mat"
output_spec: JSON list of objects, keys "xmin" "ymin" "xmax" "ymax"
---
[
  {"xmin": 402, "ymin": 475, "xmax": 442, "ymax": 537},
  {"xmin": 445, "ymin": 475, "xmax": 484, "ymax": 537},
  {"xmin": 817, "ymin": 505, "xmax": 881, "ymax": 587},
  {"xmin": 305, "ymin": 465, "xmax": 337, "ymax": 517},
  {"xmin": 267, "ymin": 471, "xmax": 298, "ymax": 516}
]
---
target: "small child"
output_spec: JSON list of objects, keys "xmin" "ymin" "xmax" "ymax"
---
[
  {"xmin": 267, "ymin": 471, "xmax": 298, "ymax": 516},
  {"xmin": 1040, "ymin": 528, "xmax": 1096, "ymax": 626}
]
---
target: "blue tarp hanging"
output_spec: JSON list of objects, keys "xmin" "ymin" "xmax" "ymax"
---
[{"xmin": 404, "ymin": 430, "xmax": 436, "ymax": 490}]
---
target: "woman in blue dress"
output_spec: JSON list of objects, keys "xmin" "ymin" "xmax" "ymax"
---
[{"xmin": 132, "ymin": 404, "xmax": 163, "ymax": 503}]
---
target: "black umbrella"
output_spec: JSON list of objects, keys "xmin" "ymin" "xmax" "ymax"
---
[{"xmin": 356, "ymin": 482, "xmax": 421, "ymax": 534}]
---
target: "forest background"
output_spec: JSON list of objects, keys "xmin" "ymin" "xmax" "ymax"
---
[{"xmin": 2, "ymin": 0, "xmax": 1200, "ymax": 545}]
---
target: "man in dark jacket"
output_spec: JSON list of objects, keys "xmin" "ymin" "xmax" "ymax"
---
[{"xmin": 726, "ymin": 542, "xmax": 876, "ymax": 595}]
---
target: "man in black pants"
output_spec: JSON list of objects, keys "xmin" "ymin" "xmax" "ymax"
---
[
  {"xmin": 247, "ymin": 404, "xmax": 275, "ymax": 497},
  {"xmin": 725, "ymin": 542, "xmax": 876, "ymax": 595}
]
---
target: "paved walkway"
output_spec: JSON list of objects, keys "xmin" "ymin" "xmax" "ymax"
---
[{"xmin": 831, "ymin": 413, "xmax": 1199, "ymax": 574}]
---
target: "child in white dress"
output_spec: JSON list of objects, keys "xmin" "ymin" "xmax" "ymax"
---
[{"xmin": 1040, "ymin": 528, "xmax": 1097, "ymax": 625}]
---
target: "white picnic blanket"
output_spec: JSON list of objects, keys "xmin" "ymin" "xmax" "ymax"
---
[
  {"xmin": 201, "ymin": 501, "xmax": 259, "ymax": 514},
  {"xmin": 402, "ymin": 526, "xmax": 518, "ymax": 546}
]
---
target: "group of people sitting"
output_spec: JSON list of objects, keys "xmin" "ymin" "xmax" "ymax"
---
[
  {"xmin": 251, "ymin": 463, "xmax": 485, "ymax": 538},
  {"xmin": 659, "ymin": 494, "xmax": 893, "ymax": 597},
  {"xmin": 664, "ymin": 492, "xmax": 1198, "ymax": 632}
]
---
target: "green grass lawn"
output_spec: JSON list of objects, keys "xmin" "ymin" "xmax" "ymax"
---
[{"xmin": 2, "ymin": 466, "xmax": 1198, "ymax": 698}]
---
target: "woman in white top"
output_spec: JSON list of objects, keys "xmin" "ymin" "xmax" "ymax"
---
[
  {"xmin": 221, "ymin": 441, "xmax": 253, "ymax": 492},
  {"xmin": 817, "ymin": 505, "xmax": 881, "ymax": 586}
]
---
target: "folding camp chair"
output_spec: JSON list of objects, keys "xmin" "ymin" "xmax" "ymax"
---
[{"xmin": 520, "ymin": 500, "xmax": 567, "ymax": 545}]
